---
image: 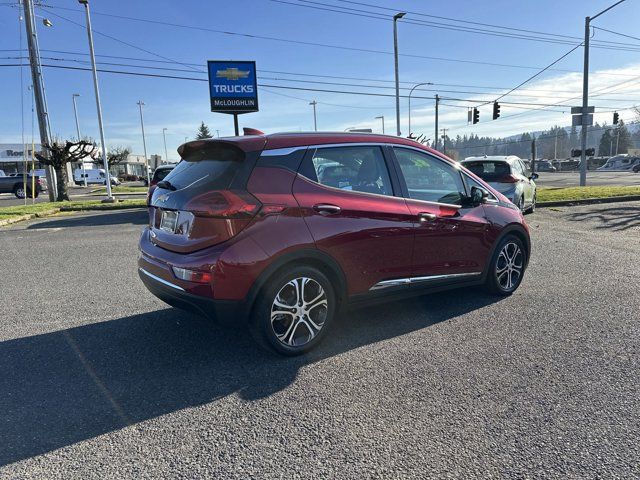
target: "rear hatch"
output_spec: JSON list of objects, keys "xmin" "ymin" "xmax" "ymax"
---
[{"xmin": 149, "ymin": 140, "xmax": 264, "ymax": 253}]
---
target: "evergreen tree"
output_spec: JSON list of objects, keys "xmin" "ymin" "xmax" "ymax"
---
[
  {"xmin": 598, "ymin": 129, "xmax": 613, "ymax": 156},
  {"xmin": 196, "ymin": 121, "xmax": 213, "ymax": 139},
  {"xmin": 613, "ymin": 120, "xmax": 632, "ymax": 154}
]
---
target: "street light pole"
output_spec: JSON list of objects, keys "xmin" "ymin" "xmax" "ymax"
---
[
  {"xmin": 393, "ymin": 12, "xmax": 406, "ymax": 137},
  {"xmin": 72, "ymin": 93, "xmax": 87, "ymax": 187},
  {"xmin": 375, "ymin": 116, "xmax": 385, "ymax": 134},
  {"xmin": 137, "ymin": 101, "xmax": 151, "ymax": 187},
  {"xmin": 78, "ymin": 0, "xmax": 113, "ymax": 201},
  {"xmin": 407, "ymin": 82, "xmax": 433, "ymax": 136},
  {"xmin": 162, "ymin": 128, "xmax": 169, "ymax": 163},
  {"xmin": 310, "ymin": 100, "xmax": 318, "ymax": 131},
  {"xmin": 434, "ymin": 94, "xmax": 440, "ymax": 151}
]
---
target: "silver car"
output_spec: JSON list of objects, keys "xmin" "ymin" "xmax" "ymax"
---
[{"xmin": 461, "ymin": 155, "xmax": 538, "ymax": 213}]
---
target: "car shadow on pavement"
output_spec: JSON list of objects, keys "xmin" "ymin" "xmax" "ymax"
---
[
  {"xmin": 26, "ymin": 209, "xmax": 148, "ymax": 230},
  {"xmin": 0, "ymin": 289, "xmax": 501, "ymax": 466},
  {"xmin": 568, "ymin": 205, "xmax": 640, "ymax": 231}
]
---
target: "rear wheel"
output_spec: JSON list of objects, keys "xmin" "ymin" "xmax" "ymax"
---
[
  {"xmin": 526, "ymin": 194, "xmax": 536, "ymax": 214},
  {"xmin": 485, "ymin": 235, "xmax": 527, "ymax": 296},
  {"xmin": 250, "ymin": 266, "xmax": 337, "ymax": 356},
  {"xmin": 516, "ymin": 196, "xmax": 525, "ymax": 212}
]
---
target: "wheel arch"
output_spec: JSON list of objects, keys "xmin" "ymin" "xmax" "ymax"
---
[
  {"xmin": 241, "ymin": 248, "xmax": 348, "ymax": 320},
  {"xmin": 483, "ymin": 224, "xmax": 531, "ymax": 280}
]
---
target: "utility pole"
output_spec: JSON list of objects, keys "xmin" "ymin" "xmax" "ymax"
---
[
  {"xmin": 216, "ymin": 129, "xmax": 220, "ymax": 138},
  {"xmin": 531, "ymin": 137, "xmax": 537, "ymax": 174},
  {"xmin": 137, "ymin": 101, "xmax": 151, "ymax": 187},
  {"xmin": 309, "ymin": 100, "xmax": 318, "ymax": 131},
  {"xmin": 162, "ymin": 128, "xmax": 169, "ymax": 162},
  {"xmin": 554, "ymin": 132, "xmax": 558, "ymax": 161},
  {"xmin": 434, "ymin": 94, "xmax": 440, "ymax": 151},
  {"xmin": 78, "ymin": 0, "xmax": 113, "ymax": 201},
  {"xmin": 579, "ymin": 0, "xmax": 627, "ymax": 186},
  {"xmin": 72, "ymin": 93, "xmax": 87, "ymax": 187},
  {"xmin": 440, "ymin": 128, "xmax": 448, "ymax": 155},
  {"xmin": 393, "ymin": 12, "xmax": 406, "ymax": 137},
  {"xmin": 23, "ymin": 0, "xmax": 56, "ymax": 200},
  {"xmin": 615, "ymin": 127, "xmax": 620, "ymax": 155}
]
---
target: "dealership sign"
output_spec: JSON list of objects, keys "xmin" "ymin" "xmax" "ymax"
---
[{"xmin": 207, "ymin": 61, "xmax": 258, "ymax": 114}]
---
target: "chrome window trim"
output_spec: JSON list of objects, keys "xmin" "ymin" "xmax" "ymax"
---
[
  {"xmin": 139, "ymin": 268, "xmax": 185, "ymax": 291},
  {"xmin": 260, "ymin": 147, "xmax": 305, "ymax": 156},
  {"xmin": 297, "ymin": 173, "xmax": 404, "ymax": 202},
  {"xmin": 370, "ymin": 272, "xmax": 482, "ymax": 291}
]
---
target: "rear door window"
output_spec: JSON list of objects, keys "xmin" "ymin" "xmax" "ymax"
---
[
  {"xmin": 393, "ymin": 148, "xmax": 465, "ymax": 205},
  {"xmin": 302, "ymin": 146, "xmax": 394, "ymax": 196}
]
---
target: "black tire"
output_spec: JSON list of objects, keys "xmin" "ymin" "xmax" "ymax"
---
[
  {"xmin": 13, "ymin": 185, "xmax": 26, "ymax": 199},
  {"xmin": 484, "ymin": 235, "xmax": 527, "ymax": 296},
  {"xmin": 516, "ymin": 195, "xmax": 525, "ymax": 212},
  {"xmin": 249, "ymin": 265, "xmax": 337, "ymax": 356}
]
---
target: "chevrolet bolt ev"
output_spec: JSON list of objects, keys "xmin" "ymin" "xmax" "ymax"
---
[
  {"xmin": 460, "ymin": 156, "xmax": 538, "ymax": 213},
  {"xmin": 139, "ymin": 131, "xmax": 530, "ymax": 355}
]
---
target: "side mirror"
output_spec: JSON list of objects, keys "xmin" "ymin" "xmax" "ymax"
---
[
  {"xmin": 530, "ymin": 173, "xmax": 539, "ymax": 180},
  {"xmin": 470, "ymin": 186, "xmax": 488, "ymax": 205}
]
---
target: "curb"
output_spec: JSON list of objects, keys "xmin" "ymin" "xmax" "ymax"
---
[
  {"xmin": 537, "ymin": 195, "xmax": 640, "ymax": 208},
  {"xmin": 0, "ymin": 203, "xmax": 145, "ymax": 227}
]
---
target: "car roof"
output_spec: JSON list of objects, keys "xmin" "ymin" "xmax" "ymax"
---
[
  {"xmin": 462, "ymin": 155, "xmax": 521, "ymax": 163},
  {"xmin": 178, "ymin": 131, "xmax": 446, "ymax": 160}
]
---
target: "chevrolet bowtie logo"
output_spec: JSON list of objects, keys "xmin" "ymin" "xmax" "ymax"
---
[
  {"xmin": 216, "ymin": 67, "xmax": 250, "ymax": 81},
  {"xmin": 156, "ymin": 193, "xmax": 170, "ymax": 203}
]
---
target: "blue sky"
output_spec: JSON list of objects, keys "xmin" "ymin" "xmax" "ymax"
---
[{"xmin": 1, "ymin": 0, "xmax": 639, "ymax": 159}]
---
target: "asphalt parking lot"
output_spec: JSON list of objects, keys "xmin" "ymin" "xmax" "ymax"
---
[
  {"xmin": 535, "ymin": 170, "xmax": 639, "ymax": 187},
  {"xmin": 1, "ymin": 203, "xmax": 638, "ymax": 478}
]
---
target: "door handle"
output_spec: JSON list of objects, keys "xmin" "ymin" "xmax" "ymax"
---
[
  {"xmin": 313, "ymin": 203, "xmax": 341, "ymax": 215},
  {"xmin": 418, "ymin": 212, "xmax": 437, "ymax": 222}
]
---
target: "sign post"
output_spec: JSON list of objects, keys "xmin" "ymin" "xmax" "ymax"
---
[{"xmin": 207, "ymin": 61, "xmax": 259, "ymax": 136}]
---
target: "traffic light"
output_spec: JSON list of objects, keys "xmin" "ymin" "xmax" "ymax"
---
[
  {"xmin": 585, "ymin": 148, "xmax": 595, "ymax": 157},
  {"xmin": 571, "ymin": 149, "xmax": 581, "ymax": 157},
  {"xmin": 492, "ymin": 101, "xmax": 501, "ymax": 120},
  {"xmin": 613, "ymin": 112, "xmax": 619, "ymax": 124},
  {"xmin": 472, "ymin": 107, "xmax": 479, "ymax": 124}
]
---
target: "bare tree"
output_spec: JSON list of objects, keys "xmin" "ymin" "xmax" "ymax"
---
[
  {"xmin": 107, "ymin": 146, "xmax": 131, "ymax": 166},
  {"xmin": 35, "ymin": 140, "xmax": 97, "ymax": 201}
]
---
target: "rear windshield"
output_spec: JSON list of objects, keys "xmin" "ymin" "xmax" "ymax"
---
[
  {"xmin": 151, "ymin": 143, "xmax": 246, "ymax": 209},
  {"xmin": 462, "ymin": 161, "xmax": 511, "ymax": 181},
  {"xmin": 153, "ymin": 168, "xmax": 173, "ymax": 182}
]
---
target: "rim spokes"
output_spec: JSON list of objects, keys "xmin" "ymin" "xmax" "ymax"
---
[
  {"xmin": 496, "ymin": 243, "xmax": 523, "ymax": 290},
  {"xmin": 271, "ymin": 276, "xmax": 328, "ymax": 347}
]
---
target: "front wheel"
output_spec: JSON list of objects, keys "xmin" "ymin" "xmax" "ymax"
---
[
  {"xmin": 485, "ymin": 235, "xmax": 527, "ymax": 296},
  {"xmin": 250, "ymin": 266, "xmax": 337, "ymax": 356},
  {"xmin": 14, "ymin": 185, "xmax": 26, "ymax": 199}
]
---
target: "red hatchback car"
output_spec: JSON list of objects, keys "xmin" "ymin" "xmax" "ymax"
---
[{"xmin": 139, "ymin": 131, "xmax": 530, "ymax": 355}]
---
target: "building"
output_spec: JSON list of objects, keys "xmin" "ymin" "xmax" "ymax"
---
[{"xmin": 0, "ymin": 143, "xmax": 44, "ymax": 174}]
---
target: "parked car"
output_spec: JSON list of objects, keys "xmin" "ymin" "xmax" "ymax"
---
[
  {"xmin": 0, "ymin": 174, "xmax": 43, "ymax": 198},
  {"xmin": 149, "ymin": 164, "xmax": 175, "ymax": 187},
  {"xmin": 0, "ymin": 170, "xmax": 6, "ymax": 177},
  {"xmin": 74, "ymin": 168, "xmax": 120, "ymax": 186},
  {"xmin": 138, "ymin": 131, "xmax": 531, "ymax": 355},
  {"xmin": 597, "ymin": 154, "xmax": 640, "ymax": 172},
  {"xmin": 534, "ymin": 159, "xmax": 557, "ymax": 172},
  {"xmin": 461, "ymin": 156, "xmax": 537, "ymax": 212},
  {"xmin": 633, "ymin": 163, "xmax": 640, "ymax": 173}
]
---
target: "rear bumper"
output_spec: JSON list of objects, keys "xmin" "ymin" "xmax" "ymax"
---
[{"xmin": 138, "ymin": 267, "xmax": 243, "ymax": 326}]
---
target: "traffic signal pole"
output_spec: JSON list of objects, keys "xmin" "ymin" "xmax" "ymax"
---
[{"xmin": 434, "ymin": 94, "xmax": 439, "ymax": 151}]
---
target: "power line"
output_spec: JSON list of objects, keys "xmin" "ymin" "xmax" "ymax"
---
[
  {"xmin": 593, "ymin": 26, "xmax": 640, "ymax": 43},
  {"xmin": 16, "ymin": 5, "xmax": 640, "ymax": 74},
  {"xmin": 270, "ymin": 0, "xmax": 640, "ymax": 52}
]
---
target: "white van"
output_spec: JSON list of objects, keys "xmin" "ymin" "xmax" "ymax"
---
[
  {"xmin": 596, "ymin": 154, "xmax": 640, "ymax": 172},
  {"xmin": 74, "ymin": 168, "xmax": 120, "ymax": 185}
]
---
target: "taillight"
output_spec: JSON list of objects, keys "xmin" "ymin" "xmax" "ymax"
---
[
  {"xmin": 497, "ymin": 174, "xmax": 519, "ymax": 183},
  {"xmin": 184, "ymin": 190, "xmax": 261, "ymax": 218},
  {"xmin": 172, "ymin": 266, "xmax": 212, "ymax": 283}
]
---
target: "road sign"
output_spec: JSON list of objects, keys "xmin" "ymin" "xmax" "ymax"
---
[
  {"xmin": 572, "ymin": 114, "xmax": 593, "ymax": 127},
  {"xmin": 207, "ymin": 61, "xmax": 258, "ymax": 114},
  {"xmin": 571, "ymin": 106, "xmax": 595, "ymax": 114}
]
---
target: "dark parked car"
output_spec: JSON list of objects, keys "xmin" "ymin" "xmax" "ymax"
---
[
  {"xmin": 149, "ymin": 164, "xmax": 175, "ymax": 187},
  {"xmin": 0, "ymin": 174, "xmax": 43, "ymax": 198},
  {"xmin": 139, "ymin": 132, "xmax": 531, "ymax": 355}
]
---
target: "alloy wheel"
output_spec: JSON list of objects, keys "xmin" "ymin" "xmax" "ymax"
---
[
  {"xmin": 270, "ymin": 277, "xmax": 328, "ymax": 347},
  {"xmin": 496, "ymin": 242, "xmax": 524, "ymax": 291},
  {"xmin": 15, "ymin": 187, "xmax": 25, "ymax": 199}
]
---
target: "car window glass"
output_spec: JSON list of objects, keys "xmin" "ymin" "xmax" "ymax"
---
[
  {"xmin": 512, "ymin": 161, "xmax": 524, "ymax": 176},
  {"xmin": 464, "ymin": 175, "xmax": 497, "ymax": 201},
  {"xmin": 394, "ymin": 148, "xmax": 464, "ymax": 204},
  {"xmin": 309, "ymin": 146, "xmax": 393, "ymax": 196}
]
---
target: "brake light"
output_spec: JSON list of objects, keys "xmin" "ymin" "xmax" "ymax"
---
[
  {"xmin": 184, "ymin": 190, "xmax": 261, "ymax": 218},
  {"xmin": 172, "ymin": 266, "xmax": 212, "ymax": 284},
  {"xmin": 497, "ymin": 174, "xmax": 519, "ymax": 183}
]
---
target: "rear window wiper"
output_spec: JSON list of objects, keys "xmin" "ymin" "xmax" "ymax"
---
[{"xmin": 156, "ymin": 180, "xmax": 176, "ymax": 191}]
